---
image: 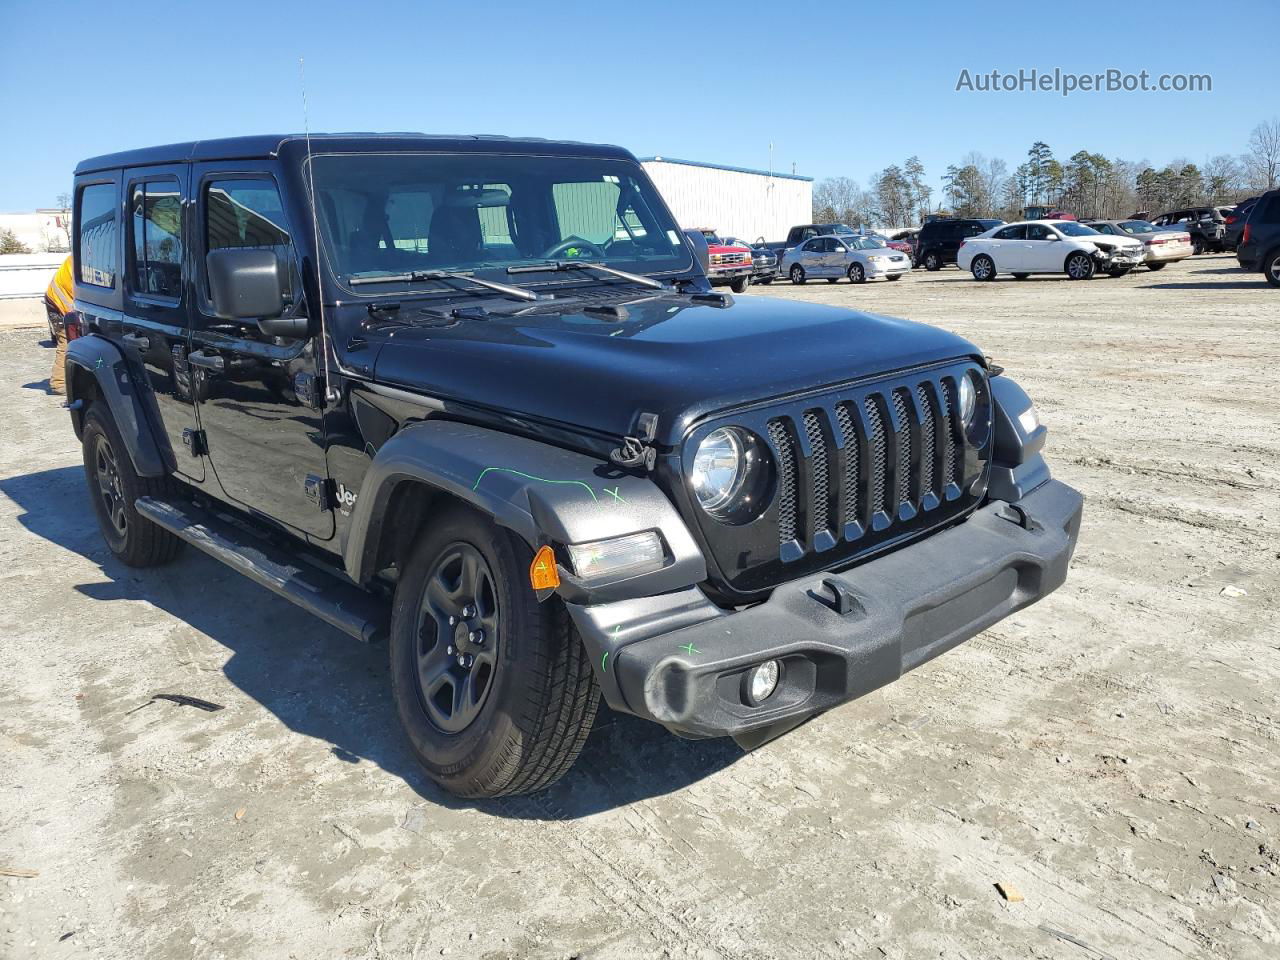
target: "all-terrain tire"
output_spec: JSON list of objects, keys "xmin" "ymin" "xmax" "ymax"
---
[
  {"xmin": 80, "ymin": 405, "xmax": 184, "ymax": 567},
  {"xmin": 389, "ymin": 505, "xmax": 599, "ymax": 797}
]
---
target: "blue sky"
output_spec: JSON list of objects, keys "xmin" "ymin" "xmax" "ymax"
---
[{"xmin": 0, "ymin": 0, "xmax": 1271, "ymax": 211}]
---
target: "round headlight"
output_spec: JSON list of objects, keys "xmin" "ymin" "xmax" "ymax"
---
[
  {"xmin": 958, "ymin": 372, "xmax": 977, "ymax": 427},
  {"xmin": 691, "ymin": 427, "xmax": 747, "ymax": 516}
]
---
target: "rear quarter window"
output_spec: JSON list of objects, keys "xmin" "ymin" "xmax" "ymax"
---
[{"xmin": 77, "ymin": 182, "xmax": 119, "ymax": 288}]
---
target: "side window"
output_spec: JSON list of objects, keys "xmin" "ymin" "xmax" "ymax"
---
[
  {"xmin": 1027, "ymin": 224, "xmax": 1054, "ymax": 241},
  {"xmin": 994, "ymin": 225, "xmax": 1025, "ymax": 240},
  {"xmin": 204, "ymin": 178, "xmax": 293, "ymax": 296},
  {"xmin": 1258, "ymin": 195, "xmax": 1280, "ymax": 225},
  {"xmin": 77, "ymin": 183, "xmax": 119, "ymax": 288},
  {"xmin": 129, "ymin": 180, "xmax": 183, "ymax": 300}
]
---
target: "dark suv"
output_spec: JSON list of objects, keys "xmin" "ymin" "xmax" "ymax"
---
[
  {"xmin": 1150, "ymin": 207, "xmax": 1231, "ymax": 254},
  {"xmin": 1236, "ymin": 189, "xmax": 1280, "ymax": 286},
  {"xmin": 916, "ymin": 218, "xmax": 1004, "ymax": 270},
  {"xmin": 64, "ymin": 134, "xmax": 1082, "ymax": 797}
]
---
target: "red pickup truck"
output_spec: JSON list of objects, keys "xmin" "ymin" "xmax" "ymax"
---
[{"xmin": 698, "ymin": 229, "xmax": 753, "ymax": 293}]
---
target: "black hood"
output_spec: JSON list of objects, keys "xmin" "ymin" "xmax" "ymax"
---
[{"xmin": 359, "ymin": 291, "xmax": 982, "ymax": 446}]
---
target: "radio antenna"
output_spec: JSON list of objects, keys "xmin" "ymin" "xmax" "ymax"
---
[{"xmin": 299, "ymin": 57, "xmax": 336, "ymax": 401}]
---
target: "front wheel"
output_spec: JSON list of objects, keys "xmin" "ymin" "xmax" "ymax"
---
[
  {"xmin": 390, "ymin": 506, "xmax": 599, "ymax": 797},
  {"xmin": 757, "ymin": 276, "xmax": 774, "ymax": 285},
  {"xmin": 789, "ymin": 264, "xmax": 806, "ymax": 284},
  {"xmin": 1065, "ymin": 252, "xmax": 1096, "ymax": 280},
  {"xmin": 970, "ymin": 255, "xmax": 996, "ymax": 281},
  {"xmin": 730, "ymin": 275, "xmax": 749, "ymax": 293},
  {"xmin": 1146, "ymin": 262, "xmax": 1167, "ymax": 271},
  {"xmin": 81, "ymin": 406, "xmax": 184, "ymax": 567},
  {"xmin": 1107, "ymin": 266, "xmax": 1132, "ymax": 278},
  {"xmin": 847, "ymin": 263, "xmax": 866, "ymax": 283},
  {"xmin": 923, "ymin": 251, "xmax": 941, "ymax": 271},
  {"xmin": 886, "ymin": 273, "xmax": 902, "ymax": 280}
]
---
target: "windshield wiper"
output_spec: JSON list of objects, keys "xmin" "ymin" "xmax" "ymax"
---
[
  {"xmin": 507, "ymin": 259, "xmax": 667, "ymax": 291},
  {"xmin": 348, "ymin": 269, "xmax": 539, "ymax": 302}
]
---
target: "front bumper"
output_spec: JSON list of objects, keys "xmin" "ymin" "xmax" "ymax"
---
[
  {"xmin": 865, "ymin": 257, "xmax": 911, "ymax": 277},
  {"xmin": 569, "ymin": 479, "xmax": 1083, "ymax": 741}
]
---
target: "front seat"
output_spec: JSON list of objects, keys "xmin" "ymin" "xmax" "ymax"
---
[{"xmin": 429, "ymin": 205, "xmax": 483, "ymax": 265}]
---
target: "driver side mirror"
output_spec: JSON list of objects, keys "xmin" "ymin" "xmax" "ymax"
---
[
  {"xmin": 207, "ymin": 248, "xmax": 309, "ymax": 338},
  {"xmin": 682, "ymin": 229, "xmax": 710, "ymax": 275}
]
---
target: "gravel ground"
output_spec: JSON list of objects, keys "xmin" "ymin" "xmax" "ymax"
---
[{"xmin": 2, "ymin": 254, "xmax": 1277, "ymax": 959}]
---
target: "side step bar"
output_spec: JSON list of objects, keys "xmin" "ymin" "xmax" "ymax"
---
[{"xmin": 135, "ymin": 496, "xmax": 388, "ymax": 643}]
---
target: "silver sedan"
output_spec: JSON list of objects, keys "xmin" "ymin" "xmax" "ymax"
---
[{"xmin": 781, "ymin": 235, "xmax": 912, "ymax": 284}]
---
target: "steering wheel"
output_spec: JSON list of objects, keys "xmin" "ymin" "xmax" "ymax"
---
[{"xmin": 542, "ymin": 235, "xmax": 607, "ymax": 260}]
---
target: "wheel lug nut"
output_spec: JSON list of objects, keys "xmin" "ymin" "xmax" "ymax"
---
[
  {"xmin": 448, "ymin": 615, "xmax": 457, "ymax": 626},
  {"xmin": 463, "ymin": 604, "xmax": 476, "ymax": 618},
  {"xmin": 446, "ymin": 645, "xmax": 454, "ymax": 655},
  {"xmin": 468, "ymin": 629, "xmax": 484, "ymax": 644}
]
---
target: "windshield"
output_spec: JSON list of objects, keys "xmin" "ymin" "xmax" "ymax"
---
[
  {"xmin": 1054, "ymin": 222, "xmax": 1100, "ymax": 237},
  {"xmin": 309, "ymin": 153, "xmax": 691, "ymax": 287},
  {"xmin": 1120, "ymin": 220, "xmax": 1158, "ymax": 234},
  {"xmin": 851, "ymin": 236, "xmax": 885, "ymax": 249}
]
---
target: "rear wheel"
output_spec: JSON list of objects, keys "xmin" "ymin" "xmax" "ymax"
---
[
  {"xmin": 1146, "ymin": 262, "xmax": 1167, "ymax": 271},
  {"xmin": 789, "ymin": 264, "xmax": 806, "ymax": 284},
  {"xmin": 887, "ymin": 273, "xmax": 902, "ymax": 281},
  {"xmin": 1107, "ymin": 266, "xmax": 1132, "ymax": 278},
  {"xmin": 389, "ymin": 506, "xmax": 599, "ymax": 797},
  {"xmin": 1192, "ymin": 238, "xmax": 1206, "ymax": 255},
  {"xmin": 1266, "ymin": 249, "xmax": 1280, "ymax": 288},
  {"xmin": 847, "ymin": 263, "xmax": 866, "ymax": 283},
  {"xmin": 730, "ymin": 275, "xmax": 749, "ymax": 293},
  {"xmin": 1012, "ymin": 272, "xmax": 1029, "ymax": 280},
  {"xmin": 80, "ymin": 406, "xmax": 184, "ymax": 567},
  {"xmin": 1065, "ymin": 252, "xmax": 1095, "ymax": 280},
  {"xmin": 970, "ymin": 255, "xmax": 996, "ymax": 281}
]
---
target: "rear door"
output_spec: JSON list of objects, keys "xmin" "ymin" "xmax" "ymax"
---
[
  {"xmin": 989, "ymin": 224, "xmax": 1027, "ymax": 269},
  {"xmin": 120, "ymin": 167, "xmax": 204, "ymax": 482},
  {"xmin": 187, "ymin": 163, "xmax": 333, "ymax": 539}
]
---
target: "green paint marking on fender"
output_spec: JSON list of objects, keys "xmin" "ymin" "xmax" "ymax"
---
[
  {"xmin": 601, "ymin": 651, "xmax": 609, "ymax": 672},
  {"xmin": 679, "ymin": 642, "xmax": 700, "ymax": 656},
  {"xmin": 472, "ymin": 467, "xmax": 598, "ymax": 502},
  {"xmin": 95, "ymin": 357, "xmax": 103, "ymax": 369},
  {"xmin": 604, "ymin": 486, "xmax": 626, "ymax": 504}
]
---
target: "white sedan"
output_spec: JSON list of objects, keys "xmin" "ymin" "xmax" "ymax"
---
[{"xmin": 957, "ymin": 220, "xmax": 1146, "ymax": 281}]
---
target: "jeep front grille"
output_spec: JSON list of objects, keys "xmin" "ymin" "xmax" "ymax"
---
[
  {"xmin": 681, "ymin": 361, "xmax": 989, "ymax": 596},
  {"xmin": 764, "ymin": 373, "xmax": 969, "ymax": 561}
]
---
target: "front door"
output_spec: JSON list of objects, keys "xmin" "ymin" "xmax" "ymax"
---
[
  {"xmin": 1023, "ymin": 223, "xmax": 1061, "ymax": 271},
  {"xmin": 120, "ymin": 167, "xmax": 204, "ymax": 482},
  {"xmin": 187, "ymin": 164, "xmax": 333, "ymax": 539}
]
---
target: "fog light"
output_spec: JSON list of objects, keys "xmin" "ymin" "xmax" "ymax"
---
[
  {"xmin": 745, "ymin": 660, "xmax": 780, "ymax": 705},
  {"xmin": 565, "ymin": 531, "xmax": 665, "ymax": 581}
]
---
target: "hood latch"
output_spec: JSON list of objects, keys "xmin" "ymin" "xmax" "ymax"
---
[{"xmin": 610, "ymin": 412, "xmax": 659, "ymax": 471}]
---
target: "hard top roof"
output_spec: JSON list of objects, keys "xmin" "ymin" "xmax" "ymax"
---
[{"xmin": 75, "ymin": 133, "xmax": 635, "ymax": 175}]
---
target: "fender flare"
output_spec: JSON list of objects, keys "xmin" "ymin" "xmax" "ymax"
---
[
  {"xmin": 65, "ymin": 335, "xmax": 173, "ymax": 476},
  {"xmin": 342, "ymin": 420, "xmax": 707, "ymax": 601},
  {"xmin": 987, "ymin": 376, "xmax": 1050, "ymax": 503}
]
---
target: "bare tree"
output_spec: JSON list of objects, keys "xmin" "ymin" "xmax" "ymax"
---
[{"xmin": 1244, "ymin": 118, "xmax": 1280, "ymax": 191}]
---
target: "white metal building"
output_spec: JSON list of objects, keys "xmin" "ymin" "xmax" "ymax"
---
[{"xmin": 639, "ymin": 157, "xmax": 812, "ymax": 244}]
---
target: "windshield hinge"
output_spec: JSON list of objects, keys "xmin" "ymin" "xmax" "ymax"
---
[{"xmin": 609, "ymin": 412, "xmax": 659, "ymax": 471}]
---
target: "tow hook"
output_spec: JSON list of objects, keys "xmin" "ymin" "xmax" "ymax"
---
[{"xmin": 996, "ymin": 503, "xmax": 1043, "ymax": 532}]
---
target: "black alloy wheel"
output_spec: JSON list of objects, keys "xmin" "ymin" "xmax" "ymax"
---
[{"xmin": 414, "ymin": 542, "xmax": 499, "ymax": 734}]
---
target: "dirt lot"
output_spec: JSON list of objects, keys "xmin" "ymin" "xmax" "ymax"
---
[{"xmin": 2, "ymin": 254, "xmax": 1277, "ymax": 959}]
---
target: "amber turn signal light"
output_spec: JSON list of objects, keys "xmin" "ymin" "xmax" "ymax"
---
[{"xmin": 530, "ymin": 544, "xmax": 560, "ymax": 591}]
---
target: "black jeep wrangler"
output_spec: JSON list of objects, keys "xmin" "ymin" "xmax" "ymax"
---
[{"xmin": 64, "ymin": 134, "xmax": 1082, "ymax": 797}]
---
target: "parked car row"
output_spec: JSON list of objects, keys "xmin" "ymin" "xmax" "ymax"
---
[{"xmin": 714, "ymin": 189, "xmax": 1279, "ymax": 290}]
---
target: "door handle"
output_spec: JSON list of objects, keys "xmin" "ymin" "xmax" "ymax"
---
[
  {"xmin": 121, "ymin": 332, "xmax": 150, "ymax": 351},
  {"xmin": 188, "ymin": 350, "xmax": 225, "ymax": 372}
]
